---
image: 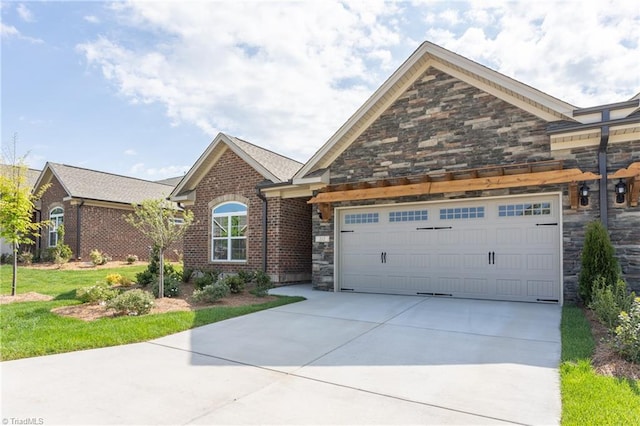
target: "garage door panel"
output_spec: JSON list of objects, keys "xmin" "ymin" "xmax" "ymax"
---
[{"xmin": 338, "ymin": 195, "xmax": 561, "ymax": 303}]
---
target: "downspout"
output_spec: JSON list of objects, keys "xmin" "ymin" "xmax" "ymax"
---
[
  {"xmin": 255, "ymin": 187, "xmax": 268, "ymax": 273},
  {"xmin": 76, "ymin": 199, "xmax": 84, "ymax": 260},
  {"xmin": 598, "ymin": 110, "xmax": 610, "ymax": 229}
]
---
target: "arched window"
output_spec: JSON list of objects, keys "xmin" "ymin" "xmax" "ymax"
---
[
  {"xmin": 211, "ymin": 202, "xmax": 247, "ymax": 261},
  {"xmin": 49, "ymin": 207, "xmax": 64, "ymax": 247}
]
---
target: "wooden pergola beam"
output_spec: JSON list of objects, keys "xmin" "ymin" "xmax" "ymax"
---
[{"xmin": 309, "ymin": 168, "xmax": 600, "ymax": 204}]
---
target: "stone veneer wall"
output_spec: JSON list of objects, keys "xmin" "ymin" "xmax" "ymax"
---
[{"xmin": 311, "ymin": 67, "xmax": 639, "ymax": 300}]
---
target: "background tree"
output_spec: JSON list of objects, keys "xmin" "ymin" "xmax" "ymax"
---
[
  {"xmin": 124, "ymin": 198, "xmax": 194, "ymax": 298},
  {"xmin": 0, "ymin": 134, "xmax": 51, "ymax": 296}
]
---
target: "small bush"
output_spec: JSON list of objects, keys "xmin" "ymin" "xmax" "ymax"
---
[
  {"xmin": 125, "ymin": 254, "xmax": 139, "ymax": 264},
  {"xmin": 135, "ymin": 269, "xmax": 155, "ymax": 287},
  {"xmin": 89, "ymin": 249, "xmax": 108, "ymax": 266},
  {"xmin": 614, "ymin": 297, "xmax": 640, "ymax": 363},
  {"xmin": 45, "ymin": 244, "xmax": 72, "ymax": 265},
  {"xmin": 251, "ymin": 270, "xmax": 273, "ymax": 297},
  {"xmin": 237, "ymin": 270, "xmax": 255, "ymax": 284},
  {"xmin": 590, "ymin": 277, "xmax": 636, "ymax": 329},
  {"xmin": 107, "ymin": 289, "xmax": 154, "ymax": 316},
  {"xmin": 151, "ymin": 276, "xmax": 181, "ymax": 298},
  {"xmin": 105, "ymin": 273, "xmax": 133, "ymax": 287},
  {"xmin": 17, "ymin": 251, "xmax": 33, "ymax": 265},
  {"xmin": 0, "ymin": 253, "xmax": 12, "ymax": 264},
  {"xmin": 194, "ymin": 271, "xmax": 220, "ymax": 290},
  {"xmin": 181, "ymin": 267, "xmax": 194, "ymax": 283},
  {"xmin": 192, "ymin": 282, "xmax": 230, "ymax": 303},
  {"xmin": 77, "ymin": 283, "xmax": 119, "ymax": 304},
  {"xmin": 220, "ymin": 275, "xmax": 245, "ymax": 294},
  {"xmin": 578, "ymin": 221, "xmax": 620, "ymax": 305}
]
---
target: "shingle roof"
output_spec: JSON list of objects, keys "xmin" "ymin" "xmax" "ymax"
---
[
  {"xmin": 228, "ymin": 135, "xmax": 303, "ymax": 181},
  {"xmin": 45, "ymin": 163, "xmax": 174, "ymax": 205},
  {"xmin": 0, "ymin": 165, "xmax": 40, "ymax": 189},
  {"xmin": 154, "ymin": 176, "xmax": 184, "ymax": 187}
]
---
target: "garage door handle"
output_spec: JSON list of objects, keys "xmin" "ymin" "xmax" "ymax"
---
[
  {"xmin": 536, "ymin": 223, "xmax": 558, "ymax": 226},
  {"xmin": 492, "ymin": 251, "xmax": 495, "ymax": 265},
  {"xmin": 381, "ymin": 252, "xmax": 384, "ymax": 263},
  {"xmin": 383, "ymin": 252, "xmax": 387, "ymax": 263},
  {"xmin": 488, "ymin": 252, "xmax": 491, "ymax": 264}
]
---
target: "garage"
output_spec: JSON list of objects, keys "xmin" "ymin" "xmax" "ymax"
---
[{"xmin": 337, "ymin": 194, "xmax": 562, "ymax": 303}]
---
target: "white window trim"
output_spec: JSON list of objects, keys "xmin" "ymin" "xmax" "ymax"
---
[
  {"xmin": 211, "ymin": 202, "xmax": 247, "ymax": 263},
  {"xmin": 49, "ymin": 207, "xmax": 64, "ymax": 247}
]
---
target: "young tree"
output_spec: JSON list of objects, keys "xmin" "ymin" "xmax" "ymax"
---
[
  {"xmin": 0, "ymin": 135, "xmax": 50, "ymax": 295},
  {"xmin": 578, "ymin": 220, "xmax": 620, "ymax": 304},
  {"xmin": 124, "ymin": 198, "xmax": 194, "ymax": 298}
]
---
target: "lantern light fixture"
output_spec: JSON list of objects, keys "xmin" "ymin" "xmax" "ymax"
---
[{"xmin": 615, "ymin": 179, "xmax": 627, "ymax": 204}]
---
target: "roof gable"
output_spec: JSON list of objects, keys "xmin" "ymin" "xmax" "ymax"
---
[
  {"xmin": 294, "ymin": 41, "xmax": 577, "ymax": 180},
  {"xmin": 170, "ymin": 133, "xmax": 303, "ymax": 199},
  {"xmin": 34, "ymin": 163, "xmax": 174, "ymax": 205}
]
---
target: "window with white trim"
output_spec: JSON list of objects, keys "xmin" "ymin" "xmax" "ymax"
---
[
  {"xmin": 498, "ymin": 202, "xmax": 551, "ymax": 217},
  {"xmin": 212, "ymin": 202, "xmax": 247, "ymax": 262},
  {"xmin": 439, "ymin": 206, "xmax": 485, "ymax": 220},
  {"xmin": 345, "ymin": 213, "xmax": 379, "ymax": 224},
  {"xmin": 389, "ymin": 210, "xmax": 428, "ymax": 222},
  {"xmin": 49, "ymin": 207, "xmax": 64, "ymax": 247}
]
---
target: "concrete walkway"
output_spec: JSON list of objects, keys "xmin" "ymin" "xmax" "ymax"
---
[{"xmin": 1, "ymin": 285, "xmax": 561, "ymax": 425}]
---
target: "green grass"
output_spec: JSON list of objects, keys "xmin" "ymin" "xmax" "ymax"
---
[
  {"xmin": 560, "ymin": 304, "xmax": 640, "ymax": 425},
  {"xmin": 0, "ymin": 265, "xmax": 304, "ymax": 361},
  {"xmin": 0, "ymin": 264, "xmax": 148, "ymax": 296}
]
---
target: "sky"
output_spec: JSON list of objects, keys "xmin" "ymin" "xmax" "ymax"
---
[{"xmin": 1, "ymin": 1, "xmax": 639, "ymax": 181}]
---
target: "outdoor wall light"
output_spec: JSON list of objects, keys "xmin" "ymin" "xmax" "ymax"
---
[
  {"xmin": 615, "ymin": 179, "xmax": 627, "ymax": 204},
  {"xmin": 579, "ymin": 183, "xmax": 590, "ymax": 206},
  {"xmin": 317, "ymin": 206, "xmax": 324, "ymax": 220}
]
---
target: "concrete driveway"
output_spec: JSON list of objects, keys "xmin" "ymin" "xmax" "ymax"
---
[{"xmin": 1, "ymin": 285, "xmax": 561, "ymax": 425}]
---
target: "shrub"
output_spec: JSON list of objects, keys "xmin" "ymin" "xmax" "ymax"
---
[
  {"xmin": 181, "ymin": 267, "xmax": 194, "ymax": 283},
  {"xmin": 192, "ymin": 282, "xmax": 230, "ymax": 303},
  {"xmin": 578, "ymin": 221, "xmax": 620, "ymax": 305},
  {"xmin": 135, "ymin": 269, "xmax": 155, "ymax": 287},
  {"xmin": 105, "ymin": 273, "xmax": 133, "ymax": 287},
  {"xmin": 194, "ymin": 271, "xmax": 220, "ymax": 290},
  {"xmin": 151, "ymin": 276, "xmax": 180, "ymax": 298},
  {"xmin": 220, "ymin": 275, "xmax": 245, "ymax": 294},
  {"xmin": 237, "ymin": 270, "xmax": 255, "ymax": 284},
  {"xmin": 45, "ymin": 244, "xmax": 72, "ymax": 265},
  {"xmin": 107, "ymin": 289, "xmax": 154, "ymax": 316},
  {"xmin": 125, "ymin": 254, "xmax": 139, "ymax": 264},
  {"xmin": 89, "ymin": 249, "xmax": 108, "ymax": 266},
  {"xmin": 17, "ymin": 251, "xmax": 33, "ymax": 265},
  {"xmin": 613, "ymin": 297, "xmax": 640, "ymax": 363},
  {"xmin": 251, "ymin": 270, "xmax": 273, "ymax": 297},
  {"xmin": 0, "ymin": 253, "xmax": 12, "ymax": 264},
  {"xmin": 77, "ymin": 282, "xmax": 119, "ymax": 304}
]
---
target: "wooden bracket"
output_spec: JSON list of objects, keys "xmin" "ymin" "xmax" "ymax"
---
[
  {"xmin": 569, "ymin": 182, "xmax": 578, "ymax": 209},
  {"xmin": 631, "ymin": 176, "xmax": 640, "ymax": 207},
  {"xmin": 318, "ymin": 203, "xmax": 333, "ymax": 222}
]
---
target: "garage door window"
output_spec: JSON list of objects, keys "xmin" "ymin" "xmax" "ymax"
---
[
  {"xmin": 389, "ymin": 210, "xmax": 428, "ymax": 222},
  {"xmin": 498, "ymin": 202, "xmax": 551, "ymax": 217},
  {"xmin": 345, "ymin": 213, "xmax": 379, "ymax": 224},
  {"xmin": 439, "ymin": 206, "xmax": 484, "ymax": 220}
]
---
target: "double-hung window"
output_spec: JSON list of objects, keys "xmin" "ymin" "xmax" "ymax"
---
[
  {"xmin": 211, "ymin": 202, "xmax": 247, "ymax": 262},
  {"xmin": 49, "ymin": 207, "xmax": 64, "ymax": 247}
]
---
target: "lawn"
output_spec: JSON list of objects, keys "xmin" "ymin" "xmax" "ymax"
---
[
  {"xmin": 0, "ymin": 264, "xmax": 304, "ymax": 361},
  {"xmin": 560, "ymin": 304, "xmax": 640, "ymax": 425}
]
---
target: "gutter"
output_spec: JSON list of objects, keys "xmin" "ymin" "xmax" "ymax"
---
[
  {"xmin": 76, "ymin": 199, "xmax": 85, "ymax": 260},
  {"xmin": 255, "ymin": 186, "xmax": 268, "ymax": 273}
]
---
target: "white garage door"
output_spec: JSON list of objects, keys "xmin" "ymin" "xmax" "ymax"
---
[{"xmin": 337, "ymin": 194, "xmax": 561, "ymax": 303}]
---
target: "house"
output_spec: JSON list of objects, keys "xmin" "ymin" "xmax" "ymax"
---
[
  {"xmin": 0, "ymin": 165, "xmax": 41, "ymax": 256},
  {"xmin": 169, "ymin": 133, "xmax": 312, "ymax": 283},
  {"xmin": 33, "ymin": 162, "xmax": 182, "ymax": 262},
  {"xmin": 288, "ymin": 41, "xmax": 639, "ymax": 304}
]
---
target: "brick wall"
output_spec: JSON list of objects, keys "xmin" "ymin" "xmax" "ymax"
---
[
  {"xmin": 183, "ymin": 147, "xmax": 311, "ymax": 283},
  {"xmin": 311, "ymin": 67, "xmax": 640, "ymax": 298},
  {"xmin": 38, "ymin": 175, "xmax": 181, "ymax": 263}
]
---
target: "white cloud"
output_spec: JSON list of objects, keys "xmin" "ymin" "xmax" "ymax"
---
[
  {"xmin": 124, "ymin": 149, "xmax": 136, "ymax": 156},
  {"xmin": 1, "ymin": 22, "xmax": 43, "ymax": 43},
  {"xmin": 129, "ymin": 162, "xmax": 189, "ymax": 180},
  {"xmin": 84, "ymin": 15, "xmax": 100, "ymax": 24},
  {"xmin": 76, "ymin": 1, "xmax": 404, "ymax": 161},
  {"xmin": 17, "ymin": 4, "xmax": 34, "ymax": 22},
  {"xmin": 423, "ymin": 0, "xmax": 639, "ymax": 106}
]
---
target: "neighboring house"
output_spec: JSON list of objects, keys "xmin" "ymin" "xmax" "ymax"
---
[
  {"xmin": 33, "ymin": 162, "xmax": 181, "ymax": 262},
  {"xmin": 285, "ymin": 41, "xmax": 639, "ymax": 303},
  {"xmin": 170, "ymin": 133, "xmax": 312, "ymax": 284},
  {"xmin": 0, "ymin": 165, "xmax": 41, "ymax": 256}
]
